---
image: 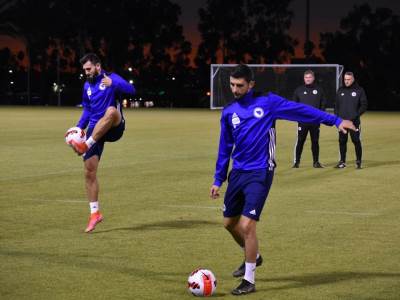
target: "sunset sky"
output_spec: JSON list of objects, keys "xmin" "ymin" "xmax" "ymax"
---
[
  {"xmin": 1, "ymin": 0, "xmax": 399, "ymax": 61},
  {"xmin": 173, "ymin": 0, "xmax": 400, "ymax": 58}
]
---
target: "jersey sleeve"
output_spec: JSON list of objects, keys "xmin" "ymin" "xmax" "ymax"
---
[
  {"xmin": 358, "ymin": 88, "xmax": 368, "ymax": 116},
  {"xmin": 268, "ymin": 93, "xmax": 342, "ymax": 127},
  {"xmin": 111, "ymin": 73, "xmax": 136, "ymax": 95},
  {"xmin": 76, "ymin": 86, "xmax": 91, "ymax": 129},
  {"xmin": 213, "ymin": 111, "xmax": 234, "ymax": 187}
]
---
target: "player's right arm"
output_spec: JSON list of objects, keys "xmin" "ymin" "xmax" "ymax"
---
[
  {"xmin": 210, "ymin": 111, "xmax": 234, "ymax": 199},
  {"xmin": 76, "ymin": 84, "xmax": 91, "ymax": 129}
]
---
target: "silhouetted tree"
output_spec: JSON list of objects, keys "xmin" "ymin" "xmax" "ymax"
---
[
  {"xmin": 320, "ymin": 4, "xmax": 400, "ymax": 109},
  {"xmin": 195, "ymin": 0, "xmax": 297, "ymax": 91}
]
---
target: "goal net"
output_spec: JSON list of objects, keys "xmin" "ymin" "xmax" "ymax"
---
[{"xmin": 210, "ymin": 64, "xmax": 344, "ymax": 109}]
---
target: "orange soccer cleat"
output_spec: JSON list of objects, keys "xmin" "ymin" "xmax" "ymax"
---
[
  {"xmin": 70, "ymin": 140, "xmax": 89, "ymax": 155},
  {"xmin": 85, "ymin": 212, "xmax": 103, "ymax": 233}
]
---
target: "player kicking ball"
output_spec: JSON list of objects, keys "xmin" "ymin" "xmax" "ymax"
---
[
  {"xmin": 69, "ymin": 53, "xmax": 135, "ymax": 233},
  {"xmin": 209, "ymin": 64, "xmax": 355, "ymax": 295}
]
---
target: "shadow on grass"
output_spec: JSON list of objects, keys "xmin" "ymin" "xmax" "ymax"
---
[
  {"xmin": 0, "ymin": 248, "xmax": 183, "ymax": 282},
  {"xmin": 360, "ymin": 160, "xmax": 400, "ymax": 168},
  {"xmin": 257, "ymin": 271, "xmax": 400, "ymax": 291},
  {"xmin": 92, "ymin": 219, "xmax": 220, "ymax": 234}
]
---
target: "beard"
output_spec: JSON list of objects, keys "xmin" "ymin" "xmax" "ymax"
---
[{"xmin": 86, "ymin": 70, "xmax": 100, "ymax": 84}]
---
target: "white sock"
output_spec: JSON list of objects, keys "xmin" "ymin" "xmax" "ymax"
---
[
  {"xmin": 244, "ymin": 262, "xmax": 256, "ymax": 284},
  {"xmin": 85, "ymin": 136, "xmax": 96, "ymax": 149},
  {"xmin": 89, "ymin": 201, "xmax": 99, "ymax": 214}
]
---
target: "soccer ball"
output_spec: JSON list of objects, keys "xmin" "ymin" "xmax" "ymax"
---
[
  {"xmin": 65, "ymin": 127, "xmax": 86, "ymax": 145},
  {"xmin": 187, "ymin": 269, "xmax": 217, "ymax": 297}
]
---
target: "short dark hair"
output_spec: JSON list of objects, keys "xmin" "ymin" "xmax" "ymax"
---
[
  {"xmin": 344, "ymin": 71, "xmax": 354, "ymax": 77},
  {"xmin": 304, "ymin": 69, "xmax": 314, "ymax": 76},
  {"xmin": 230, "ymin": 64, "xmax": 254, "ymax": 83},
  {"xmin": 80, "ymin": 53, "xmax": 101, "ymax": 65}
]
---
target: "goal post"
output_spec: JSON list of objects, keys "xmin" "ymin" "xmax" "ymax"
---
[{"xmin": 210, "ymin": 64, "xmax": 344, "ymax": 109}]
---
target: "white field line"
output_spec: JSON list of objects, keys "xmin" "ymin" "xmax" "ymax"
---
[
  {"xmin": 305, "ymin": 210, "xmax": 380, "ymax": 216},
  {"xmin": 17, "ymin": 198, "xmax": 87, "ymax": 203}
]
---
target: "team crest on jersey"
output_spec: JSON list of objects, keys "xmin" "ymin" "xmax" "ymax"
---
[
  {"xmin": 341, "ymin": 93, "xmax": 345, "ymax": 96},
  {"xmin": 87, "ymin": 87, "xmax": 92, "ymax": 97},
  {"xmin": 313, "ymin": 89, "xmax": 318, "ymax": 94},
  {"xmin": 351, "ymin": 92, "xmax": 357, "ymax": 97},
  {"xmin": 99, "ymin": 83, "xmax": 106, "ymax": 90},
  {"xmin": 232, "ymin": 113, "xmax": 241, "ymax": 128},
  {"xmin": 253, "ymin": 107, "xmax": 264, "ymax": 119}
]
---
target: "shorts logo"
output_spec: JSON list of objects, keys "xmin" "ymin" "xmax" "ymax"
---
[
  {"xmin": 352, "ymin": 92, "xmax": 357, "ymax": 97},
  {"xmin": 303, "ymin": 91, "xmax": 307, "ymax": 94},
  {"xmin": 249, "ymin": 209, "xmax": 256, "ymax": 216},
  {"xmin": 99, "ymin": 83, "xmax": 106, "ymax": 90},
  {"xmin": 341, "ymin": 93, "xmax": 345, "ymax": 96},
  {"xmin": 232, "ymin": 113, "xmax": 241, "ymax": 129},
  {"xmin": 313, "ymin": 89, "xmax": 318, "ymax": 95},
  {"xmin": 253, "ymin": 107, "xmax": 264, "ymax": 119},
  {"xmin": 298, "ymin": 126, "xmax": 302, "ymax": 131},
  {"xmin": 222, "ymin": 204, "xmax": 226, "ymax": 212},
  {"xmin": 87, "ymin": 87, "xmax": 92, "ymax": 97}
]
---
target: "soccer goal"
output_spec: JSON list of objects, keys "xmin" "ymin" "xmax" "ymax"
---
[{"xmin": 210, "ymin": 64, "xmax": 344, "ymax": 109}]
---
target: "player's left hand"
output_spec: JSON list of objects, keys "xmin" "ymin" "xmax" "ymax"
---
[
  {"xmin": 101, "ymin": 73, "xmax": 112, "ymax": 87},
  {"xmin": 338, "ymin": 120, "xmax": 356, "ymax": 134},
  {"xmin": 210, "ymin": 185, "xmax": 220, "ymax": 199}
]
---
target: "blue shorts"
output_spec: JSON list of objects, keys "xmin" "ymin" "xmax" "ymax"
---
[
  {"xmin": 223, "ymin": 169, "xmax": 274, "ymax": 221},
  {"xmin": 83, "ymin": 119, "xmax": 125, "ymax": 161}
]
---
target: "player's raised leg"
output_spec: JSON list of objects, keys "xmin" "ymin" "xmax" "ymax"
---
[
  {"xmin": 84, "ymin": 155, "xmax": 103, "ymax": 233},
  {"xmin": 71, "ymin": 106, "xmax": 121, "ymax": 155}
]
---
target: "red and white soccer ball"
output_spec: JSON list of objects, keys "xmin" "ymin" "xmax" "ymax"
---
[
  {"xmin": 187, "ymin": 269, "xmax": 217, "ymax": 297},
  {"xmin": 65, "ymin": 127, "xmax": 86, "ymax": 145}
]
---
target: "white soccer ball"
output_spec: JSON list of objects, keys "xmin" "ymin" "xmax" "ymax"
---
[
  {"xmin": 65, "ymin": 127, "xmax": 86, "ymax": 145},
  {"xmin": 187, "ymin": 269, "xmax": 217, "ymax": 297}
]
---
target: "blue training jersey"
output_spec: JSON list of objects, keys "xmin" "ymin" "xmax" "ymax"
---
[
  {"xmin": 77, "ymin": 71, "xmax": 135, "ymax": 129},
  {"xmin": 213, "ymin": 90, "xmax": 342, "ymax": 187}
]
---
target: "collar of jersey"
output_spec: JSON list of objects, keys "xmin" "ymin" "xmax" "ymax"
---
[{"xmin": 237, "ymin": 90, "xmax": 255, "ymax": 105}]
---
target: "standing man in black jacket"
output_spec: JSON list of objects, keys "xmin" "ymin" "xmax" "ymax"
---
[
  {"xmin": 292, "ymin": 70, "xmax": 326, "ymax": 168},
  {"xmin": 335, "ymin": 71, "xmax": 368, "ymax": 169}
]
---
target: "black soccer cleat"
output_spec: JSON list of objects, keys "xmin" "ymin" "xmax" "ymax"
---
[
  {"xmin": 292, "ymin": 162, "xmax": 300, "ymax": 168},
  {"xmin": 231, "ymin": 279, "xmax": 256, "ymax": 296},
  {"xmin": 313, "ymin": 161, "xmax": 324, "ymax": 168},
  {"xmin": 335, "ymin": 161, "xmax": 346, "ymax": 169},
  {"xmin": 232, "ymin": 255, "xmax": 263, "ymax": 278},
  {"xmin": 356, "ymin": 161, "xmax": 362, "ymax": 169}
]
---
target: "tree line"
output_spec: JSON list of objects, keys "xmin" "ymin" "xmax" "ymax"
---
[{"xmin": 0, "ymin": 0, "xmax": 399, "ymax": 109}]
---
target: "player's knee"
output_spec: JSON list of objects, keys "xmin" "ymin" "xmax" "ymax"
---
[
  {"xmin": 84, "ymin": 163, "xmax": 97, "ymax": 182},
  {"xmin": 239, "ymin": 221, "xmax": 255, "ymax": 238},
  {"xmin": 223, "ymin": 219, "xmax": 237, "ymax": 232},
  {"xmin": 84, "ymin": 168, "xmax": 96, "ymax": 182},
  {"xmin": 105, "ymin": 107, "xmax": 118, "ymax": 119},
  {"xmin": 104, "ymin": 107, "xmax": 121, "ymax": 125}
]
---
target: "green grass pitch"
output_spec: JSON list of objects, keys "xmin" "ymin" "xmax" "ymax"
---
[{"xmin": 0, "ymin": 107, "xmax": 399, "ymax": 299}]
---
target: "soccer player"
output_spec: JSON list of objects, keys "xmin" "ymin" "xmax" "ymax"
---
[
  {"xmin": 209, "ymin": 64, "xmax": 355, "ymax": 295},
  {"xmin": 334, "ymin": 71, "xmax": 368, "ymax": 169},
  {"xmin": 69, "ymin": 53, "xmax": 135, "ymax": 233},
  {"xmin": 292, "ymin": 70, "xmax": 327, "ymax": 168}
]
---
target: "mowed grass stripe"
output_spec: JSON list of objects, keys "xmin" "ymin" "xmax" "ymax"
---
[{"xmin": 0, "ymin": 107, "xmax": 399, "ymax": 299}]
